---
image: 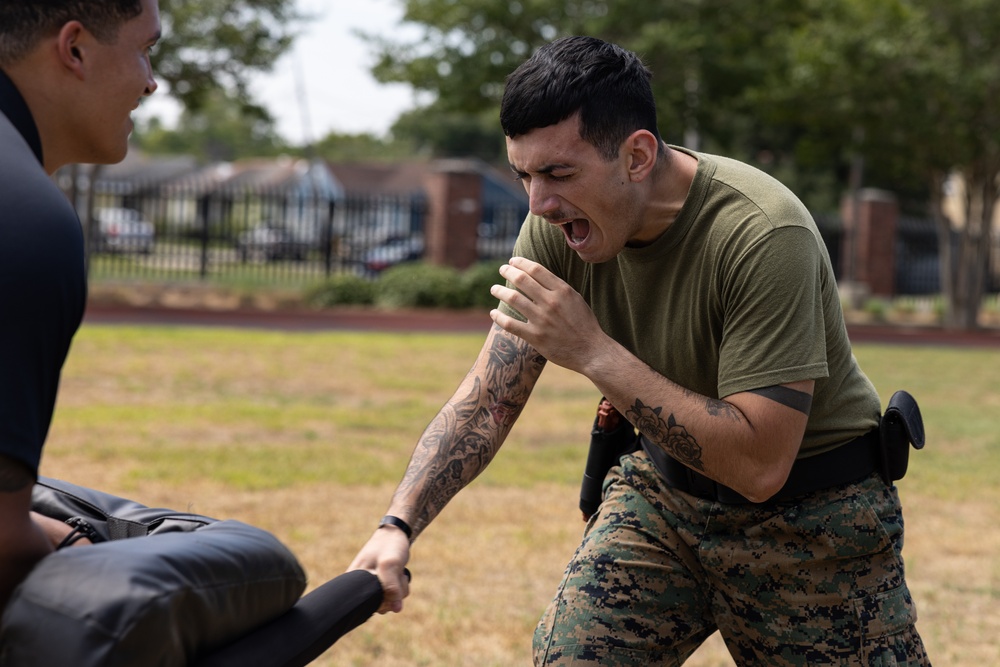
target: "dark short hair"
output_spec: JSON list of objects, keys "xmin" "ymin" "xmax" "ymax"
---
[
  {"xmin": 500, "ymin": 36, "xmax": 662, "ymax": 161},
  {"xmin": 0, "ymin": 0, "xmax": 143, "ymax": 66}
]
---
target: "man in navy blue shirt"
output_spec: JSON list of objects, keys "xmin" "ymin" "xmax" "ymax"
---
[{"xmin": 0, "ymin": 0, "xmax": 160, "ymax": 609}]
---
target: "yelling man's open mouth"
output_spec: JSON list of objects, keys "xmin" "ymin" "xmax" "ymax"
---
[{"xmin": 559, "ymin": 219, "xmax": 591, "ymax": 248}]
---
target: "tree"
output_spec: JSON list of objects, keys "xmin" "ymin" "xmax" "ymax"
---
[
  {"xmin": 133, "ymin": 90, "xmax": 288, "ymax": 161},
  {"xmin": 154, "ymin": 0, "xmax": 301, "ymax": 118},
  {"xmin": 362, "ymin": 0, "xmax": 601, "ymax": 114},
  {"xmin": 370, "ymin": 0, "xmax": 1000, "ymax": 329},
  {"xmin": 367, "ymin": 1, "xmax": 807, "ymax": 142},
  {"xmin": 390, "ymin": 106, "xmax": 506, "ymax": 163},
  {"xmin": 125, "ymin": 1, "xmax": 302, "ymax": 158},
  {"xmin": 921, "ymin": 0, "xmax": 1000, "ymax": 330},
  {"xmin": 597, "ymin": 0, "xmax": 845, "ymax": 208},
  {"xmin": 766, "ymin": 0, "xmax": 1000, "ymax": 330},
  {"xmin": 364, "ymin": 0, "xmax": 840, "ymax": 204},
  {"xmin": 311, "ymin": 131, "xmax": 415, "ymax": 163}
]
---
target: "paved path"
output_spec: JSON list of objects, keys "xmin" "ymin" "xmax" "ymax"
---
[
  {"xmin": 83, "ymin": 303, "xmax": 1000, "ymax": 348},
  {"xmin": 84, "ymin": 304, "xmax": 493, "ymax": 333}
]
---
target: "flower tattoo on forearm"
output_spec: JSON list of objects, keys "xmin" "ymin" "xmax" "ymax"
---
[{"xmin": 626, "ymin": 398, "xmax": 706, "ymax": 471}]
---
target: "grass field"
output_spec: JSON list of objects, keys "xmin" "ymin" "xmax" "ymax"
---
[{"xmin": 42, "ymin": 324, "xmax": 999, "ymax": 666}]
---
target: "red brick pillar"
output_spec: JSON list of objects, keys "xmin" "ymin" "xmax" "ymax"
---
[
  {"xmin": 424, "ymin": 160, "xmax": 482, "ymax": 270},
  {"xmin": 840, "ymin": 189, "xmax": 899, "ymax": 297}
]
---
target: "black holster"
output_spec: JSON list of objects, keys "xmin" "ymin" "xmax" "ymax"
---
[
  {"xmin": 579, "ymin": 406, "xmax": 639, "ymax": 518},
  {"xmin": 878, "ymin": 390, "xmax": 925, "ymax": 484}
]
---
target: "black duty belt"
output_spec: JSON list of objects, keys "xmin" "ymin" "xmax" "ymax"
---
[{"xmin": 641, "ymin": 429, "xmax": 882, "ymax": 505}]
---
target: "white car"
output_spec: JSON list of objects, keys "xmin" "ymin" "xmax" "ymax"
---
[{"xmin": 93, "ymin": 207, "xmax": 155, "ymax": 255}]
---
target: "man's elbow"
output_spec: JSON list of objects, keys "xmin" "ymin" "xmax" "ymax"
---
[{"xmin": 736, "ymin": 461, "xmax": 794, "ymax": 504}]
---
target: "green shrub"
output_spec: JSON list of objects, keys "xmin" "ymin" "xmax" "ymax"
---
[
  {"xmin": 375, "ymin": 262, "xmax": 468, "ymax": 309},
  {"xmin": 863, "ymin": 297, "xmax": 889, "ymax": 321},
  {"xmin": 460, "ymin": 260, "xmax": 505, "ymax": 310},
  {"xmin": 302, "ymin": 273, "xmax": 376, "ymax": 307},
  {"xmin": 893, "ymin": 297, "xmax": 918, "ymax": 316}
]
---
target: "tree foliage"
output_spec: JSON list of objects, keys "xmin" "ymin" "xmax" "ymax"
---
[
  {"xmin": 390, "ymin": 106, "xmax": 506, "ymax": 163},
  {"xmin": 365, "ymin": 0, "xmax": 1000, "ymax": 329},
  {"xmin": 366, "ymin": 0, "xmax": 841, "ymax": 204},
  {"xmin": 919, "ymin": 0, "xmax": 1000, "ymax": 329},
  {"xmin": 133, "ymin": 89, "xmax": 288, "ymax": 161},
  {"xmin": 311, "ymin": 131, "xmax": 415, "ymax": 163},
  {"xmin": 154, "ymin": 0, "xmax": 301, "ymax": 118},
  {"xmin": 765, "ymin": 0, "xmax": 1000, "ymax": 329},
  {"xmin": 362, "ymin": 0, "xmax": 599, "ymax": 113}
]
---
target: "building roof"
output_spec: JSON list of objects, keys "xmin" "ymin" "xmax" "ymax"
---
[
  {"xmin": 65, "ymin": 151, "xmax": 524, "ymax": 206},
  {"xmin": 325, "ymin": 161, "xmax": 431, "ymax": 195},
  {"xmin": 325, "ymin": 158, "xmax": 527, "ymax": 206}
]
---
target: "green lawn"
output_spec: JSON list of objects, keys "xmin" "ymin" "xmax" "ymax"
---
[{"xmin": 41, "ymin": 324, "xmax": 999, "ymax": 666}]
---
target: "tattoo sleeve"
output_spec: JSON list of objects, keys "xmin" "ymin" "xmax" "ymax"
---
[{"xmin": 394, "ymin": 325, "xmax": 545, "ymax": 536}]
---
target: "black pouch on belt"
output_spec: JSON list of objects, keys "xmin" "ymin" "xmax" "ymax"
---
[{"xmin": 879, "ymin": 390, "xmax": 926, "ymax": 484}]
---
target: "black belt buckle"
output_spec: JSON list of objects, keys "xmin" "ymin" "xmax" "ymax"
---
[
  {"xmin": 878, "ymin": 390, "xmax": 925, "ymax": 484},
  {"xmin": 685, "ymin": 468, "xmax": 721, "ymax": 500}
]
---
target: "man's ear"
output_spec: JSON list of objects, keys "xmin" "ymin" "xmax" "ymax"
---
[
  {"xmin": 624, "ymin": 130, "xmax": 660, "ymax": 183},
  {"xmin": 55, "ymin": 21, "xmax": 88, "ymax": 80}
]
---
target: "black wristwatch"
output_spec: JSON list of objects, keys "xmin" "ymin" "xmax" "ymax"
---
[
  {"xmin": 378, "ymin": 515, "xmax": 413, "ymax": 540},
  {"xmin": 56, "ymin": 516, "xmax": 103, "ymax": 549}
]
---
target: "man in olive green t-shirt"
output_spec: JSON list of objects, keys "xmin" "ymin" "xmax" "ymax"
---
[{"xmin": 349, "ymin": 36, "xmax": 928, "ymax": 666}]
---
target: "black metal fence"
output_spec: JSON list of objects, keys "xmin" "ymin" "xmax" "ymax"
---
[
  {"xmin": 809, "ymin": 212, "xmax": 1000, "ymax": 296},
  {"xmin": 895, "ymin": 215, "xmax": 942, "ymax": 295},
  {"xmin": 78, "ymin": 182, "xmax": 997, "ymax": 296},
  {"xmin": 80, "ymin": 185, "xmax": 528, "ymax": 286}
]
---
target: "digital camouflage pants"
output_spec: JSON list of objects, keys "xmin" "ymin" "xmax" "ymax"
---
[{"xmin": 534, "ymin": 451, "xmax": 929, "ymax": 666}]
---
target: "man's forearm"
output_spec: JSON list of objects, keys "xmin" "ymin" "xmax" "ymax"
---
[
  {"xmin": 585, "ymin": 343, "xmax": 809, "ymax": 501},
  {"xmin": 0, "ymin": 462, "xmax": 53, "ymax": 610},
  {"xmin": 390, "ymin": 326, "xmax": 545, "ymax": 538},
  {"xmin": 0, "ymin": 521, "xmax": 52, "ymax": 610},
  {"xmin": 390, "ymin": 379, "xmax": 503, "ymax": 538}
]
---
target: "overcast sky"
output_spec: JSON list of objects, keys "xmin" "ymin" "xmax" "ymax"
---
[{"xmin": 137, "ymin": 0, "xmax": 421, "ymax": 144}]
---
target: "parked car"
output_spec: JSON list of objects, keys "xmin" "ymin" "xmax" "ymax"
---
[
  {"xmin": 363, "ymin": 236, "xmax": 424, "ymax": 273},
  {"xmin": 92, "ymin": 207, "xmax": 155, "ymax": 254},
  {"xmin": 235, "ymin": 223, "xmax": 312, "ymax": 262}
]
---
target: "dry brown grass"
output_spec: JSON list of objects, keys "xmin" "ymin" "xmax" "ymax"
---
[{"xmin": 40, "ymin": 326, "xmax": 998, "ymax": 666}]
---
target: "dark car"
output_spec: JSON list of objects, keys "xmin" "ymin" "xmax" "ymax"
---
[
  {"xmin": 362, "ymin": 236, "xmax": 424, "ymax": 273},
  {"xmin": 235, "ymin": 223, "xmax": 312, "ymax": 262}
]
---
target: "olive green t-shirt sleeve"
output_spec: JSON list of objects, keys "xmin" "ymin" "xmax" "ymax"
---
[{"xmin": 716, "ymin": 225, "xmax": 829, "ymax": 398}]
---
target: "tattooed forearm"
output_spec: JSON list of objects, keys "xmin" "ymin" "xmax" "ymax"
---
[
  {"xmin": 625, "ymin": 398, "xmax": 706, "ymax": 471},
  {"xmin": 395, "ymin": 328, "xmax": 544, "ymax": 536},
  {"xmin": 396, "ymin": 380, "xmax": 494, "ymax": 534}
]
